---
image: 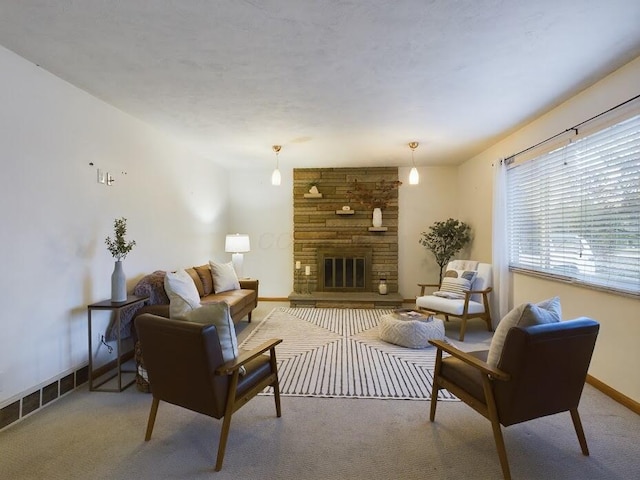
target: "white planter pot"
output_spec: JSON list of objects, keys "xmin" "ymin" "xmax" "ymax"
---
[{"xmin": 372, "ymin": 208, "xmax": 383, "ymax": 227}]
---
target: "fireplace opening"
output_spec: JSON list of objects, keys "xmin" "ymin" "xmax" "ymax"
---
[{"xmin": 318, "ymin": 249, "xmax": 372, "ymax": 292}]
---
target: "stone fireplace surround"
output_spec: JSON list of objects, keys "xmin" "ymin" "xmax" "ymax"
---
[{"xmin": 289, "ymin": 167, "xmax": 402, "ymax": 307}]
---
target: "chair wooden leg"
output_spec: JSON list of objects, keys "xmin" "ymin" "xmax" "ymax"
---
[
  {"xmin": 484, "ymin": 313, "xmax": 493, "ymax": 332},
  {"xmin": 483, "ymin": 376, "xmax": 511, "ymax": 480},
  {"xmin": 430, "ymin": 349, "xmax": 443, "ymax": 422},
  {"xmin": 215, "ymin": 412, "xmax": 233, "ymax": 471},
  {"xmin": 489, "ymin": 416, "xmax": 511, "ymax": 480},
  {"xmin": 145, "ymin": 397, "xmax": 159, "ymax": 441},
  {"xmin": 459, "ymin": 316, "xmax": 468, "ymax": 341},
  {"xmin": 270, "ymin": 348, "xmax": 282, "ymax": 418},
  {"xmin": 570, "ymin": 408, "xmax": 590, "ymax": 456}
]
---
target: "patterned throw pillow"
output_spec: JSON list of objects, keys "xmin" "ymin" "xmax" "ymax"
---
[{"xmin": 433, "ymin": 269, "xmax": 478, "ymax": 299}]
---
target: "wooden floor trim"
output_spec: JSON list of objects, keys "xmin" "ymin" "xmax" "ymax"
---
[{"xmin": 586, "ymin": 374, "xmax": 640, "ymax": 415}]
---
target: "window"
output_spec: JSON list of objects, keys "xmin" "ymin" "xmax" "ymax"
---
[{"xmin": 507, "ymin": 112, "xmax": 640, "ymax": 296}]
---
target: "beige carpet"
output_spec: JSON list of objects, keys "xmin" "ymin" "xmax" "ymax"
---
[
  {"xmin": 2, "ymin": 304, "xmax": 639, "ymax": 479},
  {"xmin": 239, "ymin": 307, "xmax": 456, "ymax": 400},
  {"xmin": 1, "ymin": 382, "xmax": 639, "ymax": 480}
]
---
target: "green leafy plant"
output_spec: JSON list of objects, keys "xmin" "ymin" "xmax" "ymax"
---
[
  {"xmin": 105, "ymin": 217, "xmax": 136, "ymax": 261},
  {"xmin": 419, "ymin": 218, "xmax": 471, "ymax": 282},
  {"xmin": 346, "ymin": 179, "xmax": 402, "ymax": 210}
]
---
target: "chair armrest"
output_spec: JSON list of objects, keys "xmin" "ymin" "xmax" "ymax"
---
[
  {"xmin": 429, "ymin": 340, "xmax": 510, "ymax": 381},
  {"xmin": 215, "ymin": 338, "xmax": 282, "ymax": 375},
  {"xmin": 467, "ymin": 286, "xmax": 493, "ymax": 295},
  {"xmin": 418, "ymin": 283, "xmax": 440, "ymax": 296}
]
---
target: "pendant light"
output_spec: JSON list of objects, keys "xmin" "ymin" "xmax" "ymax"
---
[
  {"xmin": 271, "ymin": 145, "xmax": 282, "ymax": 186},
  {"xmin": 408, "ymin": 141, "xmax": 419, "ymax": 185}
]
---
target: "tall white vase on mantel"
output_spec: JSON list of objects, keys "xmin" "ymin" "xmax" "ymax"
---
[
  {"xmin": 111, "ymin": 260, "xmax": 127, "ymax": 302},
  {"xmin": 372, "ymin": 208, "xmax": 383, "ymax": 228}
]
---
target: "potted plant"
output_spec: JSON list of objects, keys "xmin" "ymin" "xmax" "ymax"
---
[
  {"xmin": 105, "ymin": 217, "xmax": 136, "ymax": 302},
  {"xmin": 346, "ymin": 179, "xmax": 402, "ymax": 227},
  {"xmin": 419, "ymin": 218, "xmax": 471, "ymax": 283}
]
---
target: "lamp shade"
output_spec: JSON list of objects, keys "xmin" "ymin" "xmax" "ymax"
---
[
  {"xmin": 271, "ymin": 168, "xmax": 281, "ymax": 186},
  {"xmin": 225, "ymin": 233, "xmax": 250, "ymax": 253},
  {"xmin": 409, "ymin": 167, "xmax": 420, "ymax": 185}
]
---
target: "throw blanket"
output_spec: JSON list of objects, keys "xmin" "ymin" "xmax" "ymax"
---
[{"xmin": 105, "ymin": 270, "xmax": 168, "ymax": 341}]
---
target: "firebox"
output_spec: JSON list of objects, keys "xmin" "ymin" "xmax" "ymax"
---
[{"xmin": 317, "ymin": 248, "xmax": 372, "ymax": 292}]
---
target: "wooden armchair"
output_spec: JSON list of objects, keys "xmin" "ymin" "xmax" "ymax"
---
[
  {"xmin": 416, "ymin": 261, "xmax": 493, "ymax": 341},
  {"xmin": 429, "ymin": 317, "xmax": 599, "ymax": 480},
  {"xmin": 135, "ymin": 313, "xmax": 282, "ymax": 471}
]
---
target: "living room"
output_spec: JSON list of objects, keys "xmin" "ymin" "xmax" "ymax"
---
[{"xmin": 1, "ymin": 2, "xmax": 639, "ymax": 478}]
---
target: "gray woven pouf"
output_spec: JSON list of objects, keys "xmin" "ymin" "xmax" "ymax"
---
[{"xmin": 379, "ymin": 313, "xmax": 445, "ymax": 348}]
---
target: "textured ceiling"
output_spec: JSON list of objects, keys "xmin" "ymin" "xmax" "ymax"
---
[{"xmin": 1, "ymin": 1, "xmax": 639, "ymax": 170}]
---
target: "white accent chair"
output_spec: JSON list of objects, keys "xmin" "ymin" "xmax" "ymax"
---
[{"xmin": 416, "ymin": 261, "xmax": 493, "ymax": 341}]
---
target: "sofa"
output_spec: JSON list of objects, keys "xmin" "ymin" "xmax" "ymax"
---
[
  {"xmin": 131, "ymin": 265, "xmax": 259, "ymax": 328},
  {"xmin": 125, "ymin": 264, "xmax": 259, "ymax": 392}
]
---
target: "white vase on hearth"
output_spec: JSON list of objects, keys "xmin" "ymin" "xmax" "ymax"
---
[{"xmin": 372, "ymin": 208, "xmax": 383, "ymax": 228}]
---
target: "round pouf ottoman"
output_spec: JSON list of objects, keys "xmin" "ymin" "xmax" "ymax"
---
[{"xmin": 378, "ymin": 312, "xmax": 445, "ymax": 348}]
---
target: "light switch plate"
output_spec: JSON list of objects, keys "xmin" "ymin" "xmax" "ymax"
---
[{"xmin": 97, "ymin": 169, "xmax": 105, "ymax": 184}]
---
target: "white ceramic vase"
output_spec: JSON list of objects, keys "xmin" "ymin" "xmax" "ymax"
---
[
  {"xmin": 372, "ymin": 207, "xmax": 383, "ymax": 227},
  {"xmin": 111, "ymin": 260, "xmax": 127, "ymax": 302}
]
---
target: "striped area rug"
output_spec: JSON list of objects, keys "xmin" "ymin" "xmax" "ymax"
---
[{"xmin": 239, "ymin": 307, "xmax": 457, "ymax": 401}]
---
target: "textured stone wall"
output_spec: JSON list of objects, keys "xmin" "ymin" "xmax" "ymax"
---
[{"xmin": 293, "ymin": 167, "xmax": 399, "ymax": 293}]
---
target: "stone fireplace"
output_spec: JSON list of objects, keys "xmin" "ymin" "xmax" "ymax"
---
[
  {"xmin": 289, "ymin": 167, "xmax": 402, "ymax": 307},
  {"xmin": 317, "ymin": 248, "xmax": 372, "ymax": 292}
]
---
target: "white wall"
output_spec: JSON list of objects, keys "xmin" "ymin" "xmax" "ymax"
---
[
  {"xmin": 0, "ymin": 45, "xmax": 230, "ymax": 405},
  {"xmin": 458, "ymin": 55, "xmax": 640, "ymax": 402},
  {"xmin": 398, "ymin": 166, "xmax": 461, "ymax": 297},
  {"xmin": 227, "ymin": 168, "xmax": 294, "ymax": 297},
  {"xmin": 226, "ymin": 165, "xmax": 461, "ymax": 299}
]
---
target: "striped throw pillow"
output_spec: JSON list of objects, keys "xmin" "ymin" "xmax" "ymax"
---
[{"xmin": 433, "ymin": 276, "xmax": 472, "ymax": 299}]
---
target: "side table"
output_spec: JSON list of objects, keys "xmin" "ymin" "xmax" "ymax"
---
[{"xmin": 88, "ymin": 295, "xmax": 148, "ymax": 392}]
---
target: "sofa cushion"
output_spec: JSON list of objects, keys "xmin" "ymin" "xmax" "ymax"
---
[
  {"xmin": 209, "ymin": 260, "xmax": 240, "ymax": 293},
  {"xmin": 194, "ymin": 264, "xmax": 214, "ymax": 296},
  {"xmin": 202, "ymin": 288, "xmax": 256, "ymax": 318},
  {"xmin": 164, "ymin": 270, "xmax": 202, "ymax": 320},
  {"xmin": 185, "ymin": 267, "xmax": 205, "ymax": 297}
]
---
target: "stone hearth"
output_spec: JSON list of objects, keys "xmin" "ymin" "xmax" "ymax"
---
[{"xmin": 289, "ymin": 167, "xmax": 401, "ymax": 307}]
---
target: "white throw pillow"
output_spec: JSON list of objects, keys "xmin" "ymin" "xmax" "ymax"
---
[
  {"xmin": 486, "ymin": 296, "xmax": 561, "ymax": 367},
  {"xmin": 209, "ymin": 260, "xmax": 240, "ymax": 293},
  {"xmin": 186, "ymin": 302, "xmax": 245, "ymax": 375},
  {"xmin": 164, "ymin": 270, "xmax": 202, "ymax": 320}
]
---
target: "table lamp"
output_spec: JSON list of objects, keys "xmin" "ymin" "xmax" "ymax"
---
[{"xmin": 225, "ymin": 233, "xmax": 250, "ymax": 278}]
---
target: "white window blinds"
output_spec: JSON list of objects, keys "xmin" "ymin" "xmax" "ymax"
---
[{"xmin": 507, "ymin": 113, "xmax": 640, "ymax": 296}]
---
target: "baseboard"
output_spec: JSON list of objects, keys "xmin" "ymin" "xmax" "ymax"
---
[
  {"xmin": 258, "ymin": 297, "xmax": 291, "ymax": 302},
  {"xmin": 0, "ymin": 364, "xmax": 89, "ymax": 431},
  {"xmin": 586, "ymin": 374, "xmax": 640, "ymax": 415}
]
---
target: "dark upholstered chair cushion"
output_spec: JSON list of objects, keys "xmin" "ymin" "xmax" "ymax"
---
[{"xmin": 440, "ymin": 350, "xmax": 488, "ymax": 403}]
